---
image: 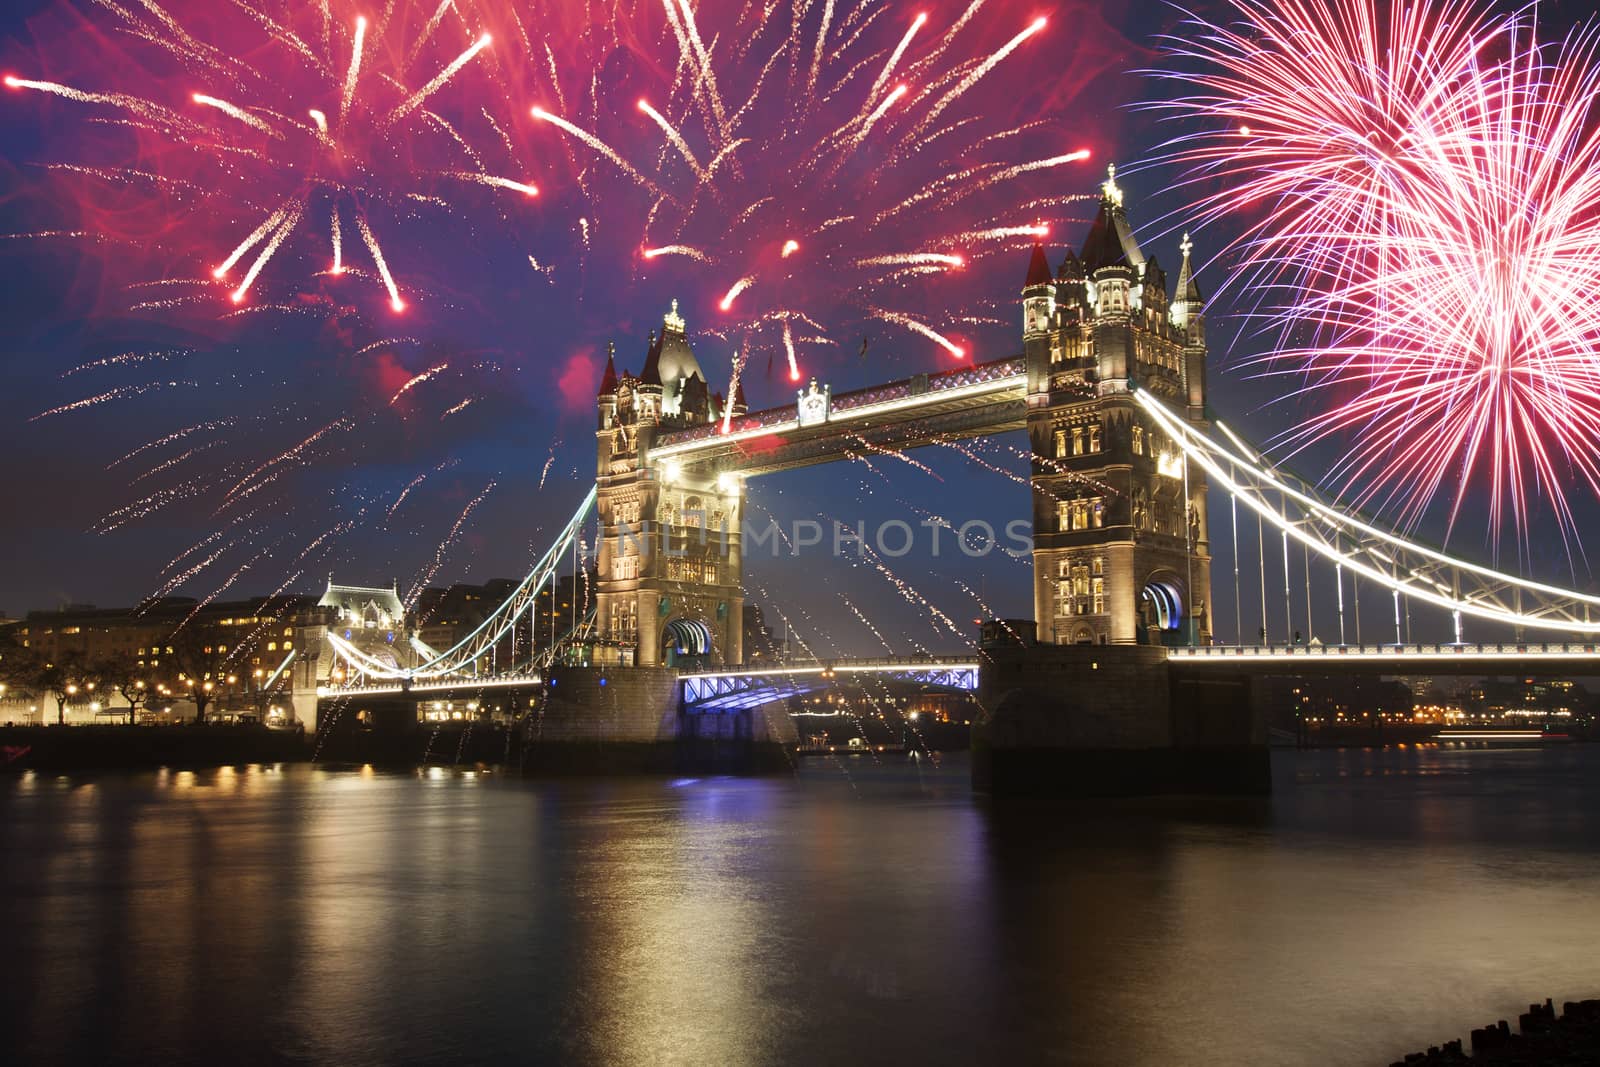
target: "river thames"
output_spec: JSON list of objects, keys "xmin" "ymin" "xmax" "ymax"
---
[{"xmin": 3, "ymin": 745, "xmax": 1599, "ymax": 1065}]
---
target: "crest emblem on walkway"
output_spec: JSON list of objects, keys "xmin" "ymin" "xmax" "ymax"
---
[{"xmin": 797, "ymin": 378, "xmax": 831, "ymax": 427}]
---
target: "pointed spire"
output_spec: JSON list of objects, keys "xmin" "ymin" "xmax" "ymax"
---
[
  {"xmin": 733, "ymin": 376, "xmax": 748, "ymax": 412},
  {"xmin": 597, "ymin": 341, "xmax": 618, "ymax": 397},
  {"xmin": 1057, "ymin": 248, "xmax": 1084, "ymax": 280},
  {"xmin": 1176, "ymin": 232, "xmax": 1203, "ymax": 304},
  {"xmin": 1024, "ymin": 240, "xmax": 1053, "ymax": 288},
  {"xmin": 641, "ymin": 329, "xmax": 663, "ymax": 386}
]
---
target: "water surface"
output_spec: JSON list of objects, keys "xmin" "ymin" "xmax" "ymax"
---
[{"xmin": 3, "ymin": 746, "xmax": 1599, "ymax": 1065}]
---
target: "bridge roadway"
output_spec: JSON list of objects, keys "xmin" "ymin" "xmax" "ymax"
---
[
  {"xmin": 679, "ymin": 657, "xmax": 980, "ymax": 712},
  {"xmin": 316, "ymin": 657, "xmax": 982, "ymax": 710},
  {"xmin": 316, "ymin": 643, "xmax": 1600, "ymax": 711}
]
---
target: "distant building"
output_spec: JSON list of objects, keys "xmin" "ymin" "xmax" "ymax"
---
[{"xmin": 5, "ymin": 593, "xmax": 316, "ymax": 724}]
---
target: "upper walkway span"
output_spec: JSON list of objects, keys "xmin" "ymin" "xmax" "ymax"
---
[{"xmin": 651, "ymin": 356, "xmax": 1026, "ymax": 476}]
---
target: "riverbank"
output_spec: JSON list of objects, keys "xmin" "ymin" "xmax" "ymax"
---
[
  {"xmin": 1394, "ymin": 998, "xmax": 1600, "ymax": 1064},
  {"xmin": 0, "ymin": 724, "xmax": 309, "ymax": 771}
]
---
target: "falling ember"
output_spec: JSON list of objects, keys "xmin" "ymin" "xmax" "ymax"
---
[
  {"xmin": 329, "ymin": 206, "xmax": 343, "ymax": 274},
  {"xmin": 643, "ymin": 245, "xmax": 712, "ymax": 262},
  {"xmin": 854, "ymin": 253, "xmax": 964, "ymax": 269},
  {"xmin": 355, "ymin": 212, "xmax": 404, "ymax": 311},
  {"xmin": 866, "ymin": 12, "xmax": 928, "ymax": 106},
  {"xmin": 719, "ymin": 276, "xmax": 754, "ymax": 312},
  {"xmin": 231, "ymin": 203, "xmax": 302, "ymax": 304},
  {"xmin": 783, "ymin": 320, "xmax": 800, "ymax": 382},
  {"xmin": 387, "ymin": 33, "xmax": 492, "ymax": 126},
  {"xmin": 339, "ymin": 16, "xmax": 367, "ymax": 125},
  {"xmin": 213, "ymin": 203, "xmax": 290, "ymax": 279},
  {"xmin": 871, "ymin": 310, "xmax": 966, "ymax": 360},
  {"xmin": 637, "ymin": 98, "xmax": 706, "ymax": 179},
  {"xmin": 722, "ymin": 350, "xmax": 743, "ymax": 435},
  {"xmin": 532, "ymin": 107, "xmax": 665, "ymax": 195},
  {"xmin": 192, "ymin": 94, "xmax": 278, "ymax": 137},
  {"xmin": 855, "ymin": 84, "xmax": 909, "ymax": 145},
  {"xmin": 445, "ymin": 173, "xmax": 539, "ymax": 196},
  {"xmin": 390, "ymin": 363, "xmax": 449, "ymax": 404}
]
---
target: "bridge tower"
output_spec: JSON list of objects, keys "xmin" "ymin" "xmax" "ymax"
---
[
  {"xmin": 1025, "ymin": 165, "xmax": 1212, "ymax": 646},
  {"xmin": 595, "ymin": 302, "xmax": 746, "ymax": 668}
]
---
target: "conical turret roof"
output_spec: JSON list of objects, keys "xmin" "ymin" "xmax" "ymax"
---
[
  {"xmin": 1024, "ymin": 240, "xmax": 1053, "ymax": 288},
  {"xmin": 597, "ymin": 342, "xmax": 618, "ymax": 396}
]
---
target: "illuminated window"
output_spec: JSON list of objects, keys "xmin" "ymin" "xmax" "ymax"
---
[
  {"xmin": 1072, "ymin": 427, "xmax": 1084, "ymax": 456},
  {"xmin": 1089, "ymin": 423, "xmax": 1101, "ymax": 452},
  {"xmin": 1054, "ymin": 430, "xmax": 1066, "ymax": 459},
  {"xmin": 1092, "ymin": 577, "xmax": 1105, "ymax": 615}
]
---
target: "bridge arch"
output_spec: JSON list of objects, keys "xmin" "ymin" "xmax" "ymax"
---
[
  {"xmin": 661, "ymin": 617, "xmax": 715, "ymax": 667},
  {"xmin": 1140, "ymin": 572, "xmax": 1187, "ymax": 635}
]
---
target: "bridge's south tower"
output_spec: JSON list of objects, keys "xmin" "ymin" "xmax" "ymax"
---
[
  {"xmin": 595, "ymin": 302, "xmax": 746, "ymax": 668},
  {"xmin": 1026, "ymin": 166, "xmax": 1212, "ymax": 646}
]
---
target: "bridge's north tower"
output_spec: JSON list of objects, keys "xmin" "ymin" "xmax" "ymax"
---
[
  {"xmin": 1025, "ymin": 166, "xmax": 1212, "ymax": 646},
  {"xmin": 594, "ymin": 302, "xmax": 746, "ymax": 667}
]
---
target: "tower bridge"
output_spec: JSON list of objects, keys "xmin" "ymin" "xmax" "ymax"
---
[
  {"xmin": 305, "ymin": 165, "xmax": 1600, "ymax": 793},
  {"xmin": 590, "ymin": 163, "xmax": 1212, "ymax": 670}
]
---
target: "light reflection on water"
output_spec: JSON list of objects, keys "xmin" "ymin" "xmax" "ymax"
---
[{"xmin": 2, "ymin": 747, "xmax": 1599, "ymax": 1065}]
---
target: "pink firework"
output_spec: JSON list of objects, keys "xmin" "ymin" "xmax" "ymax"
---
[
  {"xmin": 1157, "ymin": 0, "xmax": 1600, "ymax": 560},
  {"xmin": 3, "ymin": 1, "xmax": 536, "ymax": 311}
]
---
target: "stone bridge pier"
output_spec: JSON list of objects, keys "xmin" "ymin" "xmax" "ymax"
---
[{"xmin": 972, "ymin": 626, "xmax": 1269, "ymax": 797}]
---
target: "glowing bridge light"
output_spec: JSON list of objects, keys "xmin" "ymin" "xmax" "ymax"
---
[{"xmin": 1134, "ymin": 388, "xmax": 1600, "ymax": 636}]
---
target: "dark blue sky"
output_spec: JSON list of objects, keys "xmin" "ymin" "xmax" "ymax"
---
[{"xmin": 1, "ymin": 0, "xmax": 1594, "ymax": 653}]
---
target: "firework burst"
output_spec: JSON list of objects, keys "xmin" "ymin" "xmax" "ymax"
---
[
  {"xmin": 4, "ymin": 0, "xmax": 536, "ymax": 310},
  {"xmin": 527, "ymin": 1, "xmax": 1092, "ymax": 388},
  {"xmin": 1156, "ymin": 0, "xmax": 1600, "ymax": 561}
]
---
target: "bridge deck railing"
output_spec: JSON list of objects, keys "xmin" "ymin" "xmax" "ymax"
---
[
  {"xmin": 1169, "ymin": 642, "xmax": 1600, "ymax": 659},
  {"xmin": 681, "ymin": 654, "xmax": 979, "ymax": 679}
]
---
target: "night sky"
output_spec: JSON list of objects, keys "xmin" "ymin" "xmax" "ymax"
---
[{"xmin": 1, "ymin": 0, "xmax": 1595, "ymax": 652}]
